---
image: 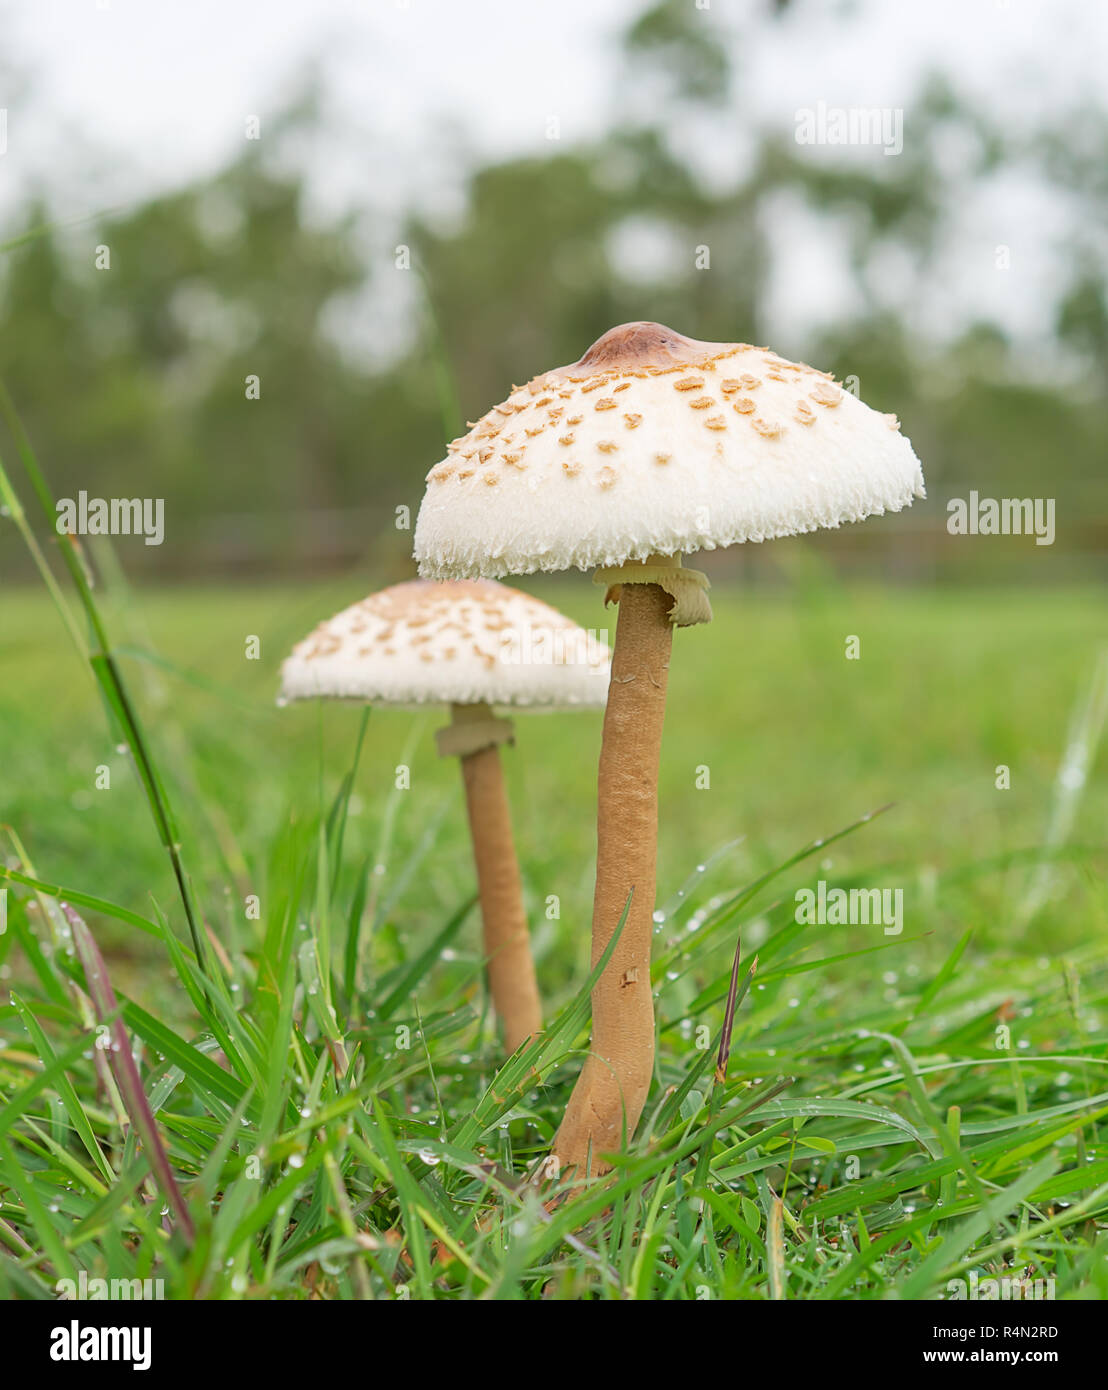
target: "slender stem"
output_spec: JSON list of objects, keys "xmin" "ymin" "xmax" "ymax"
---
[
  {"xmin": 553, "ymin": 581, "xmax": 673, "ymax": 1177},
  {"xmin": 452, "ymin": 704, "xmax": 542, "ymax": 1054}
]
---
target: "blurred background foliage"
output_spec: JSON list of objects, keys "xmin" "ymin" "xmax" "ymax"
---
[{"xmin": 1, "ymin": 0, "xmax": 1105, "ymax": 584}]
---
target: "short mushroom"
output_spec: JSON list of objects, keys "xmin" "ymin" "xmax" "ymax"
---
[
  {"xmin": 414, "ymin": 322, "xmax": 925, "ymax": 1177},
  {"xmin": 280, "ymin": 578, "xmax": 610, "ymax": 1054}
]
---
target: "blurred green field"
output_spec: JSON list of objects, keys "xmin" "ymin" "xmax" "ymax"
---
[{"xmin": 3, "ymin": 578, "xmax": 1105, "ymax": 999}]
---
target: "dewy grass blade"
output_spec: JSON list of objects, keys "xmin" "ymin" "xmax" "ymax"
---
[
  {"xmin": 767, "ymin": 1194, "xmax": 786, "ymax": 1300},
  {"xmin": 90, "ymin": 651, "xmax": 210, "ymax": 975},
  {"xmin": 370, "ymin": 1100, "xmax": 436, "ymax": 1298},
  {"xmin": 716, "ymin": 935, "xmax": 755, "ymax": 1086},
  {"xmin": 0, "ymin": 1139, "xmax": 79, "ymax": 1284},
  {"xmin": 0, "ymin": 1031, "xmax": 97, "ymax": 1139},
  {"xmin": 63, "ymin": 903, "xmax": 194, "ymax": 1241},
  {"xmin": 9, "ymin": 992, "xmax": 115, "ymax": 1184},
  {"xmin": 0, "ymin": 866, "xmax": 163, "ymax": 941},
  {"xmin": 653, "ymin": 835, "xmax": 745, "ymax": 926}
]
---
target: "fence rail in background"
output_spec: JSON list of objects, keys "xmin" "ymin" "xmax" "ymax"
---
[{"xmin": 2, "ymin": 506, "xmax": 1105, "ymax": 586}]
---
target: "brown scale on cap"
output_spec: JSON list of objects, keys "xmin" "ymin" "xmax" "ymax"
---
[
  {"xmin": 810, "ymin": 382, "xmax": 843, "ymax": 407},
  {"xmin": 302, "ymin": 632, "xmax": 343, "ymax": 660},
  {"xmin": 752, "ymin": 417, "xmax": 785, "ymax": 439}
]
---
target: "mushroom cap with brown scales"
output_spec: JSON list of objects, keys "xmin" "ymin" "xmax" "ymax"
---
[
  {"xmin": 279, "ymin": 579, "xmax": 611, "ymax": 710},
  {"xmin": 414, "ymin": 321, "xmax": 925, "ymax": 578}
]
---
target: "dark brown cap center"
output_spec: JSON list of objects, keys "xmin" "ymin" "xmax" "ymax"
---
[{"xmin": 559, "ymin": 321, "xmax": 714, "ymax": 375}]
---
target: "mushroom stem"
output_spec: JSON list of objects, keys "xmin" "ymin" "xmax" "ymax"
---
[
  {"xmin": 451, "ymin": 703, "xmax": 542, "ymax": 1054},
  {"xmin": 553, "ymin": 578, "xmax": 673, "ymax": 1177}
]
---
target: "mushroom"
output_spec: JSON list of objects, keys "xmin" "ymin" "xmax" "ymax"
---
[
  {"xmin": 280, "ymin": 578, "xmax": 610, "ymax": 1055},
  {"xmin": 414, "ymin": 322, "xmax": 925, "ymax": 1177}
]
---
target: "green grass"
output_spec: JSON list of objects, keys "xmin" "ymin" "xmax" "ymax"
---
[{"xmin": 2, "ymin": 562, "xmax": 1107, "ymax": 1299}]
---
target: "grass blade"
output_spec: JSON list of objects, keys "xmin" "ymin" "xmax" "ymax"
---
[{"xmin": 63, "ymin": 903, "xmax": 195, "ymax": 1242}]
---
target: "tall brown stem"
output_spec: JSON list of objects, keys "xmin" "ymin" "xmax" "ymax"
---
[
  {"xmin": 552, "ymin": 582, "xmax": 673, "ymax": 1177},
  {"xmin": 453, "ymin": 704, "xmax": 542, "ymax": 1054}
]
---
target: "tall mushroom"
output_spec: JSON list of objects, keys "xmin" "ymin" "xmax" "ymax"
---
[
  {"xmin": 280, "ymin": 578, "xmax": 610, "ymax": 1054},
  {"xmin": 414, "ymin": 322, "xmax": 925, "ymax": 1177}
]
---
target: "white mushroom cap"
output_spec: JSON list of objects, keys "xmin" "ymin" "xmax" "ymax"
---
[
  {"xmin": 280, "ymin": 579, "xmax": 611, "ymax": 711},
  {"xmin": 414, "ymin": 322, "xmax": 925, "ymax": 578}
]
